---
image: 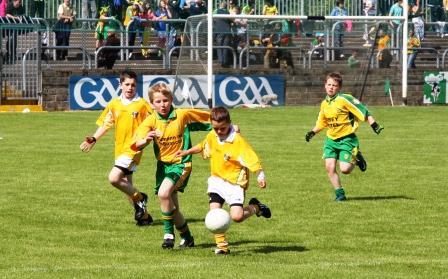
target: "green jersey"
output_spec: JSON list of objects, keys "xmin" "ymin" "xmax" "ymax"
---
[{"xmin": 316, "ymin": 93, "xmax": 369, "ymax": 140}]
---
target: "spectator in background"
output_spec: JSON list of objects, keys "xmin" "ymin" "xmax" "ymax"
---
[
  {"xmin": 410, "ymin": 5, "xmax": 425, "ymax": 41},
  {"xmin": 124, "ymin": 0, "xmax": 143, "ymax": 59},
  {"xmin": 5, "ymin": 0, "xmax": 25, "ymax": 64},
  {"xmin": 362, "ymin": 0, "xmax": 377, "ymax": 47},
  {"xmin": 348, "ymin": 50, "xmax": 360, "ymax": 68},
  {"xmin": 55, "ymin": 0, "xmax": 76, "ymax": 61},
  {"xmin": 309, "ymin": 32, "xmax": 325, "ymax": 59},
  {"xmin": 377, "ymin": 28, "xmax": 392, "ymax": 68},
  {"xmin": 407, "ymin": 28, "xmax": 420, "ymax": 69},
  {"xmin": 231, "ymin": 5, "xmax": 247, "ymax": 61},
  {"xmin": 0, "ymin": 0, "xmax": 7, "ymax": 17},
  {"xmin": 111, "ymin": 0, "xmax": 124, "ymax": 22},
  {"xmin": 330, "ymin": 0, "xmax": 348, "ymax": 59},
  {"xmin": 141, "ymin": 4, "xmax": 156, "ymax": 58},
  {"xmin": 228, "ymin": 0, "xmax": 238, "ymax": 13},
  {"xmin": 188, "ymin": 0, "xmax": 207, "ymax": 16},
  {"xmin": 427, "ymin": 0, "xmax": 445, "ymax": 35},
  {"xmin": 242, "ymin": 0, "xmax": 255, "ymax": 15},
  {"xmin": 95, "ymin": 6, "xmax": 110, "ymax": 49},
  {"xmin": 154, "ymin": 0, "xmax": 172, "ymax": 57},
  {"xmin": 31, "ymin": 0, "xmax": 45, "ymax": 18},
  {"xmin": 214, "ymin": 1, "xmax": 232, "ymax": 68},
  {"xmin": 262, "ymin": 0, "xmax": 278, "ymax": 15},
  {"xmin": 82, "ymin": 0, "xmax": 97, "ymax": 28},
  {"xmin": 97, "ymin": 29, "xmax": 121, "ymax": 69},
  {"xmin": 389, "ymin": 0, "xmax": 403, "ymax": 31}
]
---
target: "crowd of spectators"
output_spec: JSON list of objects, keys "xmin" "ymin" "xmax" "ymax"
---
[{"xmin": 2, "ymin": 0, "xmax": 448, "ymax": 69}]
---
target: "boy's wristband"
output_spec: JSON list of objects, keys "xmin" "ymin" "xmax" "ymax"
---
[{"xmin": 86, "ymin": 136, "xmax": 97, "ymax": 144}]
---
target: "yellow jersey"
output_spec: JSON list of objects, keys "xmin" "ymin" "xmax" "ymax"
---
[
  {"xmin": 96, "ymin": 96, "xmax": 153, "ymax": 162},
  {"xmin": 133, "ymin": 108, "xmax": 211, "ymax": 164},
  {"xmin": 407, "ymin": 36, "xmax": 420, "ymax": 54},
  {"xmin": 262, "ymin": 5, "xmax": 278, "ymax": 15},
  {"xmin": 316, "ymin": 93, "xmax": 369, "ymax": 140},
  {"xmin": 197, "ymin": 127, "xmax": 262, "ymax": 189}
]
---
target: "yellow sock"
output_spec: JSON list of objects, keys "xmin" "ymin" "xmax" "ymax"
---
[{"xmin": 214, "ymin": 233, "xmax": 228, "ymax": 252}]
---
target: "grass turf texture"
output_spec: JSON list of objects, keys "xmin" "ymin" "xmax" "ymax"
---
[{"xmin": 0, "ymin": 107, "xmax": 447, "ymax": 278}]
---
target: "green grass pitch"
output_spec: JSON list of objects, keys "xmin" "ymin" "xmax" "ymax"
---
[{"xmin": 0, "ymin": 107, "xmax": 447, "ymax": 278}]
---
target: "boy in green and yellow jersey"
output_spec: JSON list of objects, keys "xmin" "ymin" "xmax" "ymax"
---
[
  {"xmin": 131, "ymin": 82, "xmax": 211, "ymax": 249},
  {"xmin": 305, "ymin": 72, "xmax": 383, "ymax": 201},
  {"xmin": 175, "ymin": 106, "xmax": 271, "ymax": 255},
  {"xmin": 80, "ymin": 70, "xmax": 154, "ymax": 226}
]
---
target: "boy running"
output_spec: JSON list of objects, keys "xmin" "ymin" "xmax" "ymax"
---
[
  {"xmin": 305, "ymin": 72, "xmax": 383, "ymax": 201},
  {"xmin": 80, "ymin": 70, "xmax": 153, "ymax": 226},
  {"xmin": 175, "ymin": 106, "xmax": 271, "ymax": 255},
  {"xmin": 131, "ymin": 82, "xmax": 211, "ymax": 249}
]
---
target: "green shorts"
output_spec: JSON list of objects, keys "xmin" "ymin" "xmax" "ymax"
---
[
  {"xmin": 155, "ymin": 160, "xmax": 192, "ymax": 194},
  {"xmin": 322, "ymin": 134, "xmax": 359, "ymax": 163}
]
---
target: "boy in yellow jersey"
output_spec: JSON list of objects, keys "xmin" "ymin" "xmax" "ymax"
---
[
  {"xmin": 305, "ymin": 72, "xmax": 384, "ymax": 201},
  {"xmin": 175, "ymin": 107, "xmax": 271, "ymax": 255},
  {"xmin": 80, "ymin": 70, "xmax": 154, "ymax": 226},
  {"xmin": 131, "ymin": 82, "xmax": 212, "ymax": 249}
]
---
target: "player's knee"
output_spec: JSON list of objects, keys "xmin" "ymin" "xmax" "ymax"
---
[
  {"xmin": 108, "ymin": 173, "xmax": 120, "ymax": 186},
  {"xmin": 340, "ymin": 169, "xmax": 352, "ymax": 175},
  {"xmin": 231, "ymin": 213, "xmax": 244, "ymax": 223},
  {"xmin": 229, "ymin": 209, "xmax": 244, "ymax": 223},
  {"xmin": 157, "ymin": 190, "xmax": 171, "ymax": 201}
]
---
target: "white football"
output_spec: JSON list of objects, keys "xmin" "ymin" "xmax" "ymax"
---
[{"xmin": 205, "ymin": 208, "xmax": 231, "ymax": 233}]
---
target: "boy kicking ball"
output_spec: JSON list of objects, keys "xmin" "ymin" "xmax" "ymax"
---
[{"xmin": 176, "ymin": 106, "xmax": 271, "ymax": 255}]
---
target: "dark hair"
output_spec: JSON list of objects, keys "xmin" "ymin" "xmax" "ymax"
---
[
  {"xmin": 120, "ymin": 70, "xmax": 138, "ymax": 83},
  {"xmin": 325, "ymin": 72, "xmax": 343, "ymax": 87},
  {"xmin": 210, "ymin": 106, "xmax": 231, "ymax": 123}
]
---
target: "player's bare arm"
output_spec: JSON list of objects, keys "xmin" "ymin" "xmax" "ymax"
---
[
  {"xmin": 175, "ymin": 145, "xmax": 202, "ymax": 158},
  {"xmin": 80, "ymin": 127, "xmax": 107, "ymax": 152},
  {"xmin": 135, "ymin": 130, "xmax": 160, "ymax": 150},
  {"xmin": 257, "ymin": 170, "xmax": 267, "ymax": 188},
  {"xmin": 366, "ymin": 115, "xmax": 384, "ymax": 134},
  {"xmin": 305, "ymin": 127, "xmax": 323, "ymax": 142}
]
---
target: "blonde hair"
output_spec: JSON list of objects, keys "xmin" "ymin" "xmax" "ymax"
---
[{"xmin": 148, "ymin": 83, "xmax": 173, "ymax": 102}]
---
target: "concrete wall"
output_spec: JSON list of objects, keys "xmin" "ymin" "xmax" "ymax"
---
[{"xmin": 41, "ymin": 68, "xmax": 424, "ymax": 111}]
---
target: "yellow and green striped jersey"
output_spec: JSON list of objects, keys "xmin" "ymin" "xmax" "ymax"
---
[
  {"xmin": 96, "ymin": 96, "xmax": 153, "ymax": 161},
  {"xmin": 133, "ymin": 108, "xmax": 211, "ymax": 164},
  {"xmin": 316, "ymin": 93, "xmax": 369, "ymax": 140},
  {"xmin": 196, "ymin": 128, "xmax": 262, "ymax": 189}
]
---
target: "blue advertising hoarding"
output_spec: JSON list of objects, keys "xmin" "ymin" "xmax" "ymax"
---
[{"xmin": 69, "ymin": 75, "xmax": 285, "ymax": 110}]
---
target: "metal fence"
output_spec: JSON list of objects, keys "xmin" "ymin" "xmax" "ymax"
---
[
  {"xmin": 24, "ymin": 0, "xmax": 420, "ymax": 18},
  {"xmin": 0, "ymin": 17, "xmax": 42, "ymax": 104}
]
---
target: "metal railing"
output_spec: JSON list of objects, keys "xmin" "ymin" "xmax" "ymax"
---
[
  {"xmin": 168, "ymin": 45, "xmax": 237, "ymax": 69},
  {"xmin": 441, "ymin": 49, "xmax": 448, "ymax": 68},
  {"xmin": 95, "ymin": 45, "xmax": 165, "ymax": 68},
  {"xmin": 238, "ymin": 45, "xmax": 307, "ymax": 69},
  {"xmin": 21, "ymin": 46, "xmax": 91, "ymax": 102}
]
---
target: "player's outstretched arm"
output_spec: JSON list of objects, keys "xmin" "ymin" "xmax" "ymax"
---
[
  {"xmin": 80, "ymin": 127, "xmax": 107, "ymax": 152},
  {"xmin": 367, "ymin": 115, "xmax": 384, "ymax": 135},
  {"xmin": 305, "ymin": 127, "xmax": 321, "ymax": 142},
  {"xmin": 257, "ymin": 170, "xmax": 266, "ymax": 188},
  {"xmin": 175, "ymin": 145, "xmax": 202, "ymax": 158}
]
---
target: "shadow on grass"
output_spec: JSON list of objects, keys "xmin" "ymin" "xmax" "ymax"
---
[
  {"xmin": 195, "ymin": 241, "xmax": 308, "ymax": 255},
  {"xmin": 139, "ymin": 217, "xmax": 205, "ymax": 227},
  {"xmin": 348, "ymin": 195, "xmax": 414, "ymax": 201},
  {"xmin": 251, "ymin": 245, "xmax": 309, "ymax": 254},
  {"xmin": 194, "ymin": 239, "xmax": 257, "ymax": 249}
]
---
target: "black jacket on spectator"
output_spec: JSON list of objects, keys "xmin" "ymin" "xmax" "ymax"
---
[{"xmin": 98, "ymin": 33, "xmax": 120, "ymax": 69}]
